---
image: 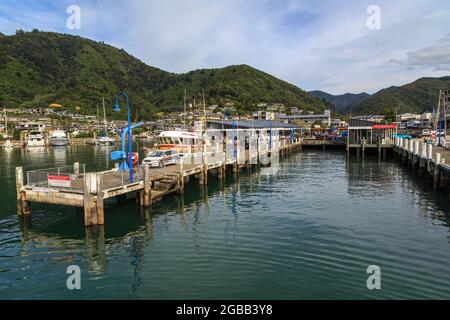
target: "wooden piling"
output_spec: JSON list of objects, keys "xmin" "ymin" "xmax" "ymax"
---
[
  {"xmin": 83, "ymin": 173, "xmax": 104, "ymax": 226},
  {"xmin": 143, "ymin": 165, "xmax": 152, "ymax": 207},
  {"xmin": 74, "ymin": 162, "xmax": 80, "ymax": 175},
  {"xmin": 83, "ymin": 173, "xmax": 96, "ymax": 226},
  {"xmin": 96, "ymin": 173, "xmax": 104, "ymax": 225},
  {"xmin": 16, "ymin": 167, "xmax": 31, "ymax": 216},
  {"xmin": 434, "ymin": 153, "xmax": 441, "ymax": 189}
]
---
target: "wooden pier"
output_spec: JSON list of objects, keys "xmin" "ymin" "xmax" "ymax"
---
[
  {"xmin": 393, "ymin": 137, "xmax": 450, "ymax": 195},
  {"xmin": 16, "ymin": 131, "xmax": 302, "ymax": 226}
]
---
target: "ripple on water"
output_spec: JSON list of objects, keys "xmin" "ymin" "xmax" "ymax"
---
[{"xmin": 1, "ymin": 148, "xmax": 450, "ymax": 299}]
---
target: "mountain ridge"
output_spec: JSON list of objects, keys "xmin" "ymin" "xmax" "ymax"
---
[
  {"xmin": 308, "ymin": 90, "xmax": 371, "ymax": 113},
  {"xmin": 353, "ymin": 76, "xmax": 450, "ymax": 115}
]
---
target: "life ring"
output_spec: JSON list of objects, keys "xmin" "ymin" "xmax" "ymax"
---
[{"xmin": 128, "ymin": 152, "xmax": 140, "ymax": 166}]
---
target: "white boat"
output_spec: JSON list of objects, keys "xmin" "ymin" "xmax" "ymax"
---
[
  {"xmin": 98, "ymin": 136, "xmax": 116, "ymax": 146},
  {"xmin": 156, "ymin": 130, "xmax": 201, "ymax": 154},
  {"xmin": 2, "ymin": 140, "xmax": 13, "ymax": 149},
  {"xmin": 27, "ymin": 131, "xmax": 45, "ymax": 147},
  {"xmin": 50, "ymin": 130, "xmax": 69, "ymax": 146}
]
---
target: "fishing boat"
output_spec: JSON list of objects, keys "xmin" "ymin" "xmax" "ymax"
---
[
  {"xmin": 50, "ymin": 130, "xmax": 69, "ymax": 146},
  {"xmin": 27, "ymin": 131, "xmax": 45, "ymax": 147}
]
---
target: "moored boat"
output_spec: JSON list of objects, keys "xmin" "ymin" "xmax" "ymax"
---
[
  {"xmin": 50, "ymin": 130, "xmax": 69, "ymax": 146},
  {"xmin": 27, "ymin": 131, "xmax": 45, "ymax": 147}
]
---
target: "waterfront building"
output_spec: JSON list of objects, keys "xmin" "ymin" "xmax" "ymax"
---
[
  {"xmin": 348, "ymin": 118, "xmax": 397, "ymax": 145},
  {"xmin": 351, "ymin": 115, "xmax": 385, "ymax": 123},
  {"xmin": 253, "ymin": 111, "xmax": 276, "ymax": 120},
  {"xmin": 278, "ymin": 110, "xmax": 331, "ymax": 126}
]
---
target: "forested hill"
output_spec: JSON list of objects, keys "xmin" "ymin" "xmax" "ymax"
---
[
  {"xmin": 0, "ymin": 30, "xmax": 327, "ymax": 118},
  {"xmin": 353, "ymin": 76, "xmax": 450, "ymax": 115}
]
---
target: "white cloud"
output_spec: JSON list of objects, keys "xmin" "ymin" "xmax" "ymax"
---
[{"xmin": 1, "ymin": 0, "xmax": 449, "ymax": 95}]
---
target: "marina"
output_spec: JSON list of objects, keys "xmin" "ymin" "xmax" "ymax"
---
[
  {"xmin": 0, "ymin": 3, "xmax": 450, "ymax": 302},
  {"xmin": 2, "ymin": 144, "xmax": 450, "ymax": 299},
  {"xmin": 15, "ymin": 128, "xmax": 302, "ymax": 226}
]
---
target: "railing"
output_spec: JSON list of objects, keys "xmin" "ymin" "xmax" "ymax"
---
[{"xmin": 26, "ymin": 164, "xmax": 86, "ymax": 190}]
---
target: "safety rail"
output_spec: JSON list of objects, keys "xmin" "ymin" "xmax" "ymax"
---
[{"xmin": 26, "ymin": 164, "xmax": 86, "ymax": 188}]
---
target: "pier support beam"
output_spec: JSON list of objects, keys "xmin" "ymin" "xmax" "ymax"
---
[
  {"xmin": 74, "ymin": 162, "xmax": 80, "ymax": 175},
  {"xmin": 434, "ymin": 153, "xmax": 441, "ymax": 189},
  {"xmin": 218, "ymin": 165, "xmax": 224, "ymax": 179},
  {"xmin": 16, "ymin": 167, "xmax": 31, "ymax": 216},
  {"xmin": 141, "ymin": 165, "xmax": 152, "ymax": 207},
  {"xmin": 83, "ymin": 173, "xmax": 104, "ymax": 226}
]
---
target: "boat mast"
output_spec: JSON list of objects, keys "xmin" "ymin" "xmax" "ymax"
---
[
  {"xmin": 202, "ymin": 88, "xmax": 206, "ymax": 132},
  {"xmin": 183, "ymin": 89, "xmax": 187, "ymax": 130},
  {"xmin": 4, "ymin": 107, "xmax": 7, "ymax": 138},
  {"xmin": 96, "ymin": 103, "xmax": 100, "ymax": 137},
  {"xmin": 103, "ymin": 97, "xmax": 107, "ymax": 137}
]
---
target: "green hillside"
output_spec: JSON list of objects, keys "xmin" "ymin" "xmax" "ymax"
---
[
  {"xmin": 353, "ymin": 76, "xmax": 450, "ymax": 115},
  {"xmin": 0, "ymin": 30, "xmax": 327, "ymax": 119}
]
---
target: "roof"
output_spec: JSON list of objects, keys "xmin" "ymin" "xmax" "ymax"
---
[
  {"xmin": 207, "ymin": 120, "xmax": 299, "ymax": 129},
  {"xmin": 372, "ymin": 124, "xmax": 397, "ymax": 129}
]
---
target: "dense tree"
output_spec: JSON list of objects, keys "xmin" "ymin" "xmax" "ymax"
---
[{"xmin": 0, "ymin": 31, "xmax": 327, "ymax": 119}]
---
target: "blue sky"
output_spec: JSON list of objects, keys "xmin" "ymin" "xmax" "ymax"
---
[{"xmin": 1, "ymin": 0, "xmax": 449, "ymax": 94}]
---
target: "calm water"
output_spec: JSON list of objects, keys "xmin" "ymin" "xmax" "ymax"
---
[{"xmin": 0, "ymin": 145, "xmax": 449, "ymax": 299}]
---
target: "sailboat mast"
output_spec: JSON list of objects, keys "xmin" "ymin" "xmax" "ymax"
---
[
  {"xmin": 4, "ymin": 107, "xmax": 7, "ymax": 138},
  {"xmin": 103, "ymin": 97, "xmax": 107, "ymax": 137},
  {"xmin": 202, "ymin": 88, "xmax": 206, "ymax": 132},
  {"xmin": 183, "ymin": 89, "xmax": 187, "ymax": 130},
  {"xmin": 96, "ymin": 103, "xmax": 100, "ymax": 135}
]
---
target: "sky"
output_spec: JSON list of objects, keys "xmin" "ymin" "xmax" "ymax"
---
[{"xmin": 0, "ymin": 0, "xmax": 449, "ymax": 95}]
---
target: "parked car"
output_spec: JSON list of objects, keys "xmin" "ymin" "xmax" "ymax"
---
[
  {"xmin": 422, "ymin": 129, "xmax": 431, "ymax": 137},
  {"xmin": 143, "ymin": 150, "xmax": 179, "ymax": 168}
]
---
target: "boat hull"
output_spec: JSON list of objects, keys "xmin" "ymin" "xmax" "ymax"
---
[{"xmin": 51, "ymin": 139, "xmax": 69, "ymax": 146}]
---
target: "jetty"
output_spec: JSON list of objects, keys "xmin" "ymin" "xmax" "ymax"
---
[
  {"xmin": 394, "ymin": 137, "xmax": 450, "ymax": 193},
  {"xmin": 15, "ymin": 128, "xmax": 302, "ymax": 226}
]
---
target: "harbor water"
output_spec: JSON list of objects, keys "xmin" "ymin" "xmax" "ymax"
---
[{"xmin": 0, "ymin": 145, "xmax": 449, "ymax": 299}]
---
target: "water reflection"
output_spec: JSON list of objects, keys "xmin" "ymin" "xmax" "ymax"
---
[
  {"xmin": 11, "ymin": 169, "xmax": 244, "ymax": 281},
  {"xmin": 84, "ymin": 226, "xmax": 107, "ymax": 275},
  {"xmin": 346, "ymin": 155, "xmax": 398, "ymax": 199},
  {"xmin": 3, "ymin": 147, "xmax": 450, "ymax": 299}
]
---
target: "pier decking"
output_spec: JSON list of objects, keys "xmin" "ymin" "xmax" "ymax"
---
[{"xmin": 16, "ymin": 132, "xmax": 302, "ymax": 226}]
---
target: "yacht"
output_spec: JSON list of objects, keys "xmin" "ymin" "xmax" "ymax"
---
[
  {"xmin": 2, "ymin": 140, "xmax": 13, "ymax": 149},
  {"xmin": 27, "ymin": 131, "xmax": 45, "ymax": 147},
  {"xmin": 50, "ymin": 130, "xmax": 69, "ymax": 146}
]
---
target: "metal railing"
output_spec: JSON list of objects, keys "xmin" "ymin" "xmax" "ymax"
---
[{"xmin": 26, "ymin": 164, "xmax": 86, "ymax": 189}]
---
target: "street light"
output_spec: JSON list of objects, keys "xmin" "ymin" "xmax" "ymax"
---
[{"xmin": 114, "ymin": 92, "xmax": 134, "ymax": 183}]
